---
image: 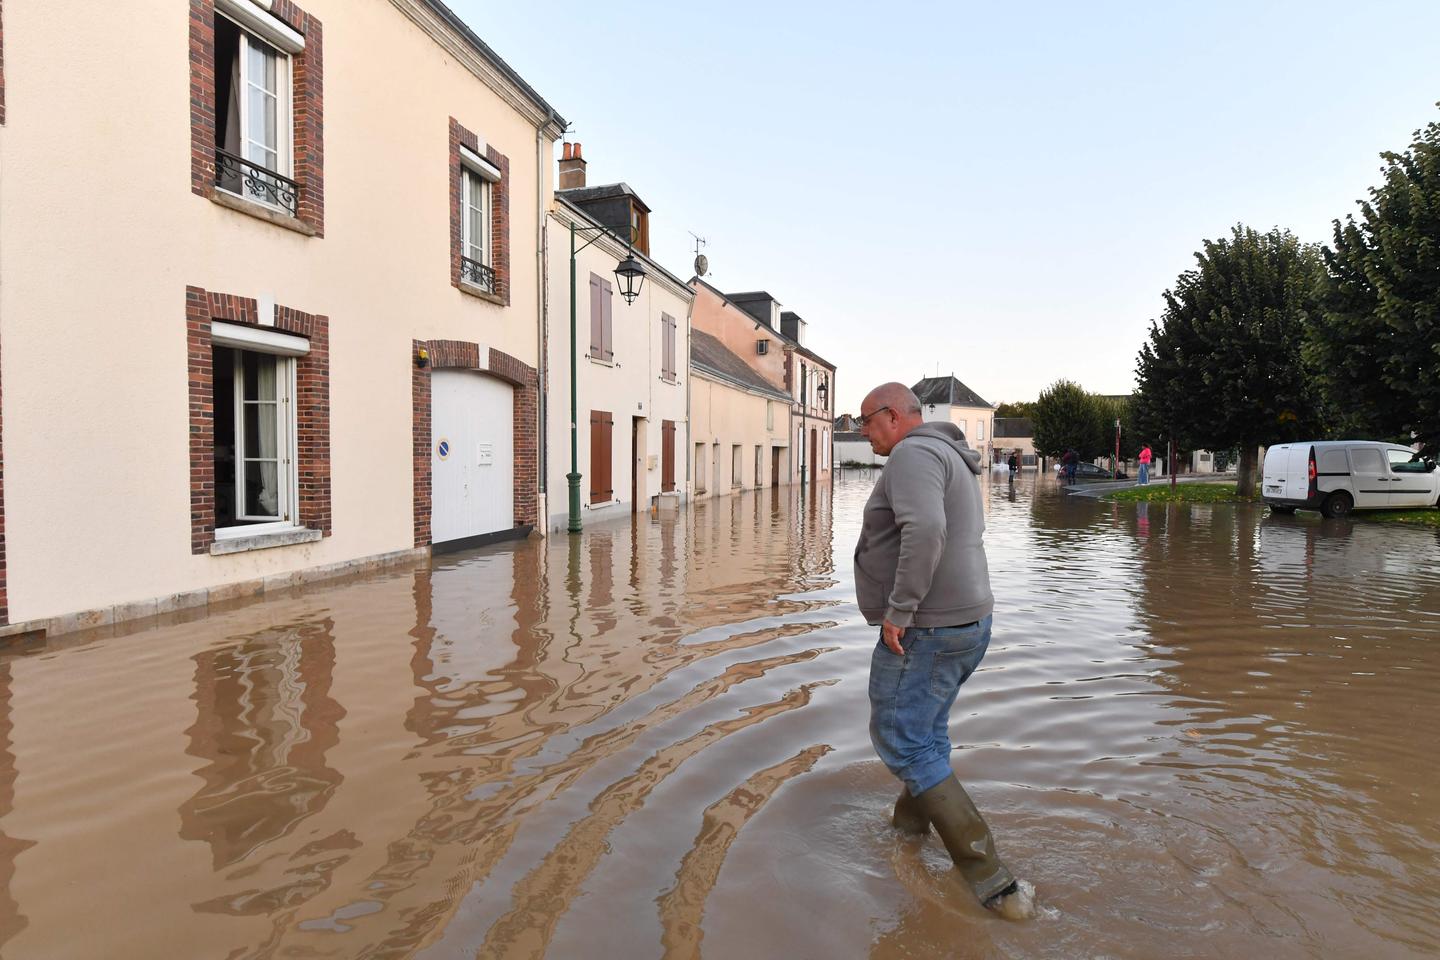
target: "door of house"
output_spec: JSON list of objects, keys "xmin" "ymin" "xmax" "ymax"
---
[
  {"xmin": 431, "ymin": 370, "xmax": 513, "ymax": 545},
  {"xmin": 661, "ymin": 420, "xmax": 675, "ymax": 492},
  {"xmin": 771, "ymin": 446, "xmax": 782, "ymax": 487},
  {"xmin": 631, "ymin": 416, "xmax": 646, "ymax": 512}
]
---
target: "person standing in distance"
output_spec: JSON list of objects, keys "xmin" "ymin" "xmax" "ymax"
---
[
  {"xmin": 1138, "ymin": 443, "xmax": 1153, "ymax": 485},
  {"xmin": 854, "ymin": 383, "xmax": 1034, "ymax": 919}
]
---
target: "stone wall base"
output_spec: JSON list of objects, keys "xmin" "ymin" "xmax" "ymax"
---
[{"xmin": 0, "ymin": 546, "xmax": 431, "ymax": 645}]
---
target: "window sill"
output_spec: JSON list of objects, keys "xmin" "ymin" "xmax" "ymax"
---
[
  {"xmin": 457, "ymin": 279, "xmax": 505, "ymax": 306},
  {"xmin": 210, "ymin": 527, "xmax": 323, "ymax": 556},
  {"xmin": 660, "ymin": 375, "xmax": 679, "ymax": 385},
  {"xmin": 209, "ymin": 188, "xmax": 318, "ymax": 237},
  {"xmin": 587, "ymin": 356, "xmax": 617, "ymax": 368}
]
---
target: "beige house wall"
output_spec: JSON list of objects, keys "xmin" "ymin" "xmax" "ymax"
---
[
  {"xmin": 689, "ymin": 284, "xmax": 787, "ymax": 390},
  {"xmin": 543, "ymin": 208, "xmax": 692, "ymax": 531},
  {"xmin": 688, "ymin": 375, "xmax": 789, "ymax": 496},
  {"xmin": 0, "ymin": 0, "xmax": 559, "ymax": 623},
  {"xmin": 921, "ymin": 404, "xmax": 995, "ymax": 448}
]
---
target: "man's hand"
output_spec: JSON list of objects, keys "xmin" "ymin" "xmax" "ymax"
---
[{"xmin": 881, "ymin": 619, "xmax": 905, "ymax": 655}]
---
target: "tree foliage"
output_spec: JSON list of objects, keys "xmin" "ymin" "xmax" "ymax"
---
[
  {"xmin": 1132, "ymin": 224, "xmax": 1328, "ymax": 491},
  {"xmin": 1307, "ymin": 109, "xmax": 1440, "ymax": 452},
  {"xmin": 1032, "ymin": 380, "xmax": 1117, "ymax": 460},
  {"xmin": 994, "ymin": 400, "xmax": 1036, "ymax": 420}
]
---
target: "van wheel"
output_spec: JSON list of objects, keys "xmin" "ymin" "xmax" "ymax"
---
[
  {"xmin": 1321, "ymin": 491, "xmax": 1353, "ymax": 519},
  {"xmin": 1269, "ymin": 504, "xmax": 1296, "ymax": 515}
]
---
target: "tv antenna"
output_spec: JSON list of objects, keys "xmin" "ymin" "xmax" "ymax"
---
[{"xmin": 690, "ymin": 232, "xmax": 709, "ymax": 277}]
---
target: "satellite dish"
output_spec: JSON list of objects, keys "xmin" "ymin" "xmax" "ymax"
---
[{"xmin": 694, "ymin": 252, "xmax": 709, "ymax": 276}]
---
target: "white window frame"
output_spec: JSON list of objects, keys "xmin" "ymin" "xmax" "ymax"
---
[
  {"xmin": 461, "ymin": 167, "xmax": 491, "ymax": 270},
  {"xmin": 211, "ymin": 323, "xmax": 307, "ymax": 539},
  {"xmin": 216, "ymin": 12, "xmax": 294, "ymax": 209}
]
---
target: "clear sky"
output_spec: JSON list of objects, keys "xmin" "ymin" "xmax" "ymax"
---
[{"xmin": 454, "ymin": 0, "xmax": 1440, "ymax": 415}]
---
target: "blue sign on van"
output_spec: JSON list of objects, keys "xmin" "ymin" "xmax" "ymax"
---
[{"xmin": 437, "ymin": 439, "xmax": 450, "ymax": 460}]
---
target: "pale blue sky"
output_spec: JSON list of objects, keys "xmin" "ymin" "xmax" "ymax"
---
[{"xmin": 455, "ymin": 1, "xmax": 1440, "ymax": 414}]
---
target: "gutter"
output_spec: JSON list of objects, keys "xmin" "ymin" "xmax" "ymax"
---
[{"xmin": 535, "ymin": 107, "xmax": 554, "ymax": 498}]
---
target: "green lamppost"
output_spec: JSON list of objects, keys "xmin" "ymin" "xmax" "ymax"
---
[{"xmin": 568, "ymin": 219, "xmax": 647, "ymax": 533}]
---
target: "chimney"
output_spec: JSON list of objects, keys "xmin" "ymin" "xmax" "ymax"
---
[{"xmin": 558, "ymin": 141, "xmax": 586, "ymax": 190}]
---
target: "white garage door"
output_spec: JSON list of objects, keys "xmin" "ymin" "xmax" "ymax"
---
[{"xmin": 432, "ymin": 370, "xmax": 514, "ymax": 545}]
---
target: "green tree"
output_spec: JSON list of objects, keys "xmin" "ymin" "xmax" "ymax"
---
[
  {"xmin": 1308, "ymin": 108, "xmax": 1440, "ymax": 453},
  {"xmin": 1132, "ymin": 225, "xmax": 1327, "ymax": 494},
  {"xmin": 994, "ymin": 400, "xmax": 1036, "ymax": 420},
  {"xmin": 1033, "ymin": 380, "xmax": 1110, "ymax": 460}
]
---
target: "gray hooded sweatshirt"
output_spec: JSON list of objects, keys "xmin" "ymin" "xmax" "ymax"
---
[{"xmin": 853, "ymin": 422, "xmax": 993, "ymax": 629}]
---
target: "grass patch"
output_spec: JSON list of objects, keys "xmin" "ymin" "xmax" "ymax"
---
[
  {"xmin": 1103, "ymin": 483, "xmax": 1440, "ymax": 526},
  {"xmin": 1362, "ymin": 509, "xmax": 1440, "ymax": 528},
  {"xmin": 1103, "ymin": 482, "xmax": 1257, "ymax": 504}
]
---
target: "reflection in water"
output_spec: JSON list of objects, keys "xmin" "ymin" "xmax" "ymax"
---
[
  {"xmin": 0, "ymin": 474, "xmax": 1436, "ymax": 959},
  {"xmin": 179, "ymin": 619, "xmax": 344, "ymax": 875},
  {"xmin": 0, "ymin": 664, "xmax": 34, "ymax": 952}
]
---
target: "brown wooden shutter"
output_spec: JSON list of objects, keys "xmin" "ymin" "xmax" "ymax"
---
[
  {"xmin": 589, "ymin": 410, "xmax": 613, "ymax": 503},
  {"xmin": 662, "ymin": 420, "xmax": 675, "ymax": 492},
  {"xmin": 589, "ymin": 274, "xmax": 603, "ymax": 356},
  {"xmin": 601, "ymin": 279, "xmax": 614, "ymax": 361}
]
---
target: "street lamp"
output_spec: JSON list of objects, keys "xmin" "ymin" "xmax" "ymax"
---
[
  {"xmin": 817, "ymin": 379, "xmax": 828, "ymax": 410},
  {"xmin": 568, "ymin": 219, "xmax": 648, "ymax": 534},
  {"xmin": 614, "ymin": 252, "xmax": 646, "ymax": 304}
]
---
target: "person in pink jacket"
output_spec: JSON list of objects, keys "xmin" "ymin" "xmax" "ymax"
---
[{"xmin": 1138, "ymin": 444, "xmax": 1153, "ymax": 485}]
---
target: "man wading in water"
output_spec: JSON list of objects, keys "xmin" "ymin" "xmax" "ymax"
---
[{"xmin": 854, "ymin": 383, "xmax": 1035, "ymax": 920}]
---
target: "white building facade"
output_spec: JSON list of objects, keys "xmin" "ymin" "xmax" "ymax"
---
[
  {"xmin": 0, "ymin": 0, "xmax": 564, "ymax": 635},
  {"xmin": 543, "ymin": 187, "xmax": 693, "ymax": 531}
]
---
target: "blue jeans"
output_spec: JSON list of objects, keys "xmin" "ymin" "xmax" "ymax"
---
[
  {"xmin": 1139, "ymin": 462, "xmax": 1149, "ymax": 484},
  {"xmin": 868, "ymin": 616, "xmax": 992, "ymax": 796}
]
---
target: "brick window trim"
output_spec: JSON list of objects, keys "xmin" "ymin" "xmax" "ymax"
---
[
  {"xmin": 449, "ymin": 118, "xmax": 511, "ymax": 306},
  {"xmin": 188, "ymin": 285, "xmax": 331, "ymax": 554},
  {"xmin": 412, "ymin": 340, "xmax": 536, "ymax": 547},
  {"xmin": 189, "ymin": 0, "xmax": 325, "ymax": 236}
]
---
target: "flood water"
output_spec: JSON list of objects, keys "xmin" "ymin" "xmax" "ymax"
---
[{"xmin": 0, "ymin": 470, "xmax": 1437, "ymax": 959}]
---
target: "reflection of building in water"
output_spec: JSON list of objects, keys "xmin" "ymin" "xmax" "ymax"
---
[
  {"xmin": 0, "ymin": 663, "xmax": 34, "ymax": 952},
  {"xmin": 255, "ymin": 488, "xmax": 836, "ymax": 955},
  {"xmin": 179, "ymin": 620, "xmax": 344, "ymax": 871}
]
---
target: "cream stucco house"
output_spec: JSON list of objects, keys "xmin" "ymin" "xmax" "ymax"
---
[
  {"xmin": 689, "ymin": 280, "xmax": 838, "ymax": 489},
  {"xmin": 914, "ymin": 376, "xmax": 996, "ymax": 463},
  {"xmin": 689, "ymin": 332, "xmax": 793, "ymax": 494},
  {"xmin": 543, "ymin": 145, "xmax": 693, "ymax": 531},
  {"xmin": 0, "ymin": 0, "xmax": 565, "ymax": 635}
]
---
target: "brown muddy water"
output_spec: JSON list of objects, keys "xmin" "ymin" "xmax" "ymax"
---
[{"xmin": 0, "ymin": 470, "xmax": 1437, "ymax": 959}]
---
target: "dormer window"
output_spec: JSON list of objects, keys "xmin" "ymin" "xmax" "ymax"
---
[{"xmin": 630, "ymin": 203, "xmax": 649, "ymax": 255}]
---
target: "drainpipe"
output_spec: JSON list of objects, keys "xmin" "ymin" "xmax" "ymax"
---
[
  {"xmin": 685, "ymin": 298, "xmax": 693, "ymax": 499},
  {"xmin": 535, "ymin": 108, "xmax": 555, "ymax": 519}
]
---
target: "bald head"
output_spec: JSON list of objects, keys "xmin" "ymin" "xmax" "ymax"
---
[
  {"xmin": 864, "ymin": 382, "xmax": 922, "ymax": 417},
  {"xmin": 859, "ymin": 382, "xmax": 924, "ymax": 456}
]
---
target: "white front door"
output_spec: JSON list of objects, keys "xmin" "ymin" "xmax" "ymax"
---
[{"xmin": 432, "ymin": 370, "xmax": 513, "ymax": 544}]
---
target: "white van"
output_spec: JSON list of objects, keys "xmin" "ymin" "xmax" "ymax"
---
[{"xmin": 1262, "ymin": 441, "xmax": 1438, "ymax": 518}]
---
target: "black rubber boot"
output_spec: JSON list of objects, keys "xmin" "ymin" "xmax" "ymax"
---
[
  {"xmin": 892, "ymin": 788, "xmax": 929, "ymax": 835},
  {"xmin": 912, "ymin": 773, "xmax": 1015, "ymax": 903}
]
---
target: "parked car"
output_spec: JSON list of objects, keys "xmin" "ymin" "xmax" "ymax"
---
[
  {"xmin": 1262, "ymin": 440, "xmax": 1439, "ymax": 518},
  {"xmin": 1054, "ymin": 461, "xmax": 1128, "ymax": 480}
]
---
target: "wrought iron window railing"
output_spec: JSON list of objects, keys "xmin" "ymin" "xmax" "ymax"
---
[
  {"xmin": 461, "ymin": 256, "xmax": 495, "ymax": 293},
  {"xmin": 215, "ymin": 149, "xmax": 299, "ymax": 217}
]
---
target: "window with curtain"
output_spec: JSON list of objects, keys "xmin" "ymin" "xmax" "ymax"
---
[
  {"xmin": 214, "ymin": 14, "xmax": 291, "ymax": 206},
  {"xmin": 214, "ymin": 346, "xmax": 295, "ymax": 528},
  {"xmin": 462, "ymin": 168, "xmax": 490, "ymax": 283}
]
